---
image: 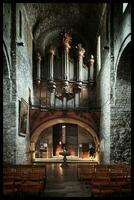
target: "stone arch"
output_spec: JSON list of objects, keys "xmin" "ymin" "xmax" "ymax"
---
[
  {"xmin": 3, "ymin": 41, "xmax": 12, "ymax": 103},
  {"xmin": 31, "ymin": 117, "xmax": 100, "ymax": 162},
  {"xmin": 115, "ymin": 34, "xmax": 131, "ymax": 72},
  {"xmin": 3, "ymin": 41, "xmax": 11, "ymax": 78},
  {"xmin": 113, "ymin": 34, "xmax": 131, "ymax": 104},
  {"xmin": 110, "ymin": 41, "xmax": 131, "ymax": 164},
  {"xmin": 35, "ymin": 26, "xmax": 89, "ymax": 56}
]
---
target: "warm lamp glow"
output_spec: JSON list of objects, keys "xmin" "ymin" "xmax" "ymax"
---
[{"xmin": 55, "ymin": 145, "xmax": 63, "ymax": 156}]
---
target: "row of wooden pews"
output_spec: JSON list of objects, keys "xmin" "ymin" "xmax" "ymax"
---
[
  {"xmin": 78, "ymin": 164, "xmax": 131, "ymax": 197},
  {"xmin": 3, "ymin": 164, "xmax": 46, "ymax": 195}
]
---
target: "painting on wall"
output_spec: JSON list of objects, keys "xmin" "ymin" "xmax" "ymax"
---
[{"xmin": 19, "ymin": 98, "xmax": 28, "ymax": 136}]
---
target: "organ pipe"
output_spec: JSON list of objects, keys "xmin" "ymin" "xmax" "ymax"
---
[
  {"xmin": 76, "ymin": 43, "xmax": 85, "ymax": 81},
  {"xmin": 49, "ymin": 47, "xmax": 55, "ymax": 80},
  {"xmin": 37, "ymin": 52, "xmax": 41, "ymax": 82},
  {"xmin": 89, "ymin": 55, "xmax": 95, "ymax": 81},
  {"xmin": 62, "ymin": 33, "xmax": 72, "ymax": 80}
]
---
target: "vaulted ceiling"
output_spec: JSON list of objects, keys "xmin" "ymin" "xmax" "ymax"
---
[{"xmin": 24, "ymin": 3, "xmax": 105, "ymax": 59}]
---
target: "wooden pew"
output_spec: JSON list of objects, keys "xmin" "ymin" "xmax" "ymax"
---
[
  {"xmin": 77, "ymin": 164, "xmax": 131, "ymax": 197},
  {"xmin": 77, "ymin": 164, "xmax": 96, "ymax": 182},
  {"xmin": 3, "ymin": 164, "xmax": 46, "ymax": 194}
]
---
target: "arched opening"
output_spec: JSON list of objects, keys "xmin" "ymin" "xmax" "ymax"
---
[
  {"xmin": 31, "ymin": 118, "xmax": 100, "ymax": 163},
  {"xmin": 111, "ymin": 42, "xmax": 131, "ymax": 163}
]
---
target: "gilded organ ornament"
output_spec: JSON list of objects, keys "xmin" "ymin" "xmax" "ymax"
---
[
  {"xmin": 76, "ymin": 43, "xmax": 85, "ymax": 58},
  {"xmin": 62, "ymin": 32, "xmax": 72, "ymax": 53}
]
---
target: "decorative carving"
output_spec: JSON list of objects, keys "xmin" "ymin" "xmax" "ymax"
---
[
  {"xmin": 49, "ymin": 46, "xmax": 56, "ymax": 56},
  {"xmin": 76, "ymin": 43, "xmax": 85, "ymax": 58},
  {"xmin": 62, "ymin": 32, "xmax": 72, "ymax": 53},
  {"xmin": 49, "ymin": 80, "xmax": 56, "ymax": 92},
  {"xmin": 74, "ymin": 81, "xmax": 83, "ymax": 92},
  {"xmin": 89, "ymin": 54, "xmax": 94, "ymax": 65},
  {"xmin": 62, "ymin": 80, "xmax": 69, "ymax": 94},
  {"xmin": 88, "ymin": 54, "xmax": 95, "ymax": 83},
  {"xmin": 37, "ymin": 52, "xmax": 41, "ymax": 62}
]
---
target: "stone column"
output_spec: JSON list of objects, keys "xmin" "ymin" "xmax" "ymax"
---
[
  {"xmin": 49, "ymin": 47, "xmax": 55, "ymax": 80},
  {"xmin": 76, "ymin": 43, "xmax": 85, "ymax": 81},
  {"xmin": 37, "ymin": 52, "xmax": 41, "ymax": 83},
  {"xmin": 89, "ymin": 55, "xmax": 95, "ymax": 81},
  {"xmin": 62, "ymin": 33, "xmax": 72, "ymax": 80}
]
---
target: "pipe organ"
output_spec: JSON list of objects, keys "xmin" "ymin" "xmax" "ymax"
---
[{"xmin": 33, "ymin": 33, "xmax": 95, "ymax": 110}]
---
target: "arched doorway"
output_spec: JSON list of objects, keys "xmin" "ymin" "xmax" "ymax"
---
[{"xmin": 30, "ymin": 118, "xmax": 100, "ymax": 163}]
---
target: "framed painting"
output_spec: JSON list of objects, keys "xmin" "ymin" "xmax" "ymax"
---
[{"xmin": 19, "ymin": 98, "xmax": 28, "ymax": 136}]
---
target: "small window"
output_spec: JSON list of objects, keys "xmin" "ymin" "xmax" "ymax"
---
[
  {"xmin": 123, "ymin": 3, "xmax": 128, "ymax": 13},
  {"xmin": 19, "ymin": 10, "xmax": 22, "ymax": 38}
]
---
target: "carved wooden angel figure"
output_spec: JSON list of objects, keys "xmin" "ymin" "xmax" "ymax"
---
[
  {"xmin": 63, "ymin": 32, "xmax": 72, "ymax": 52},
  {"xmin": 76, "ymin": 43, "xmax": 85, "ymax": 58}
]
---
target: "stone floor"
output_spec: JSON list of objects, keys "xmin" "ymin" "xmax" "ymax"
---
[{"xmin": 43, "ymin": 163, "xmax": 91, "ymax": 197}]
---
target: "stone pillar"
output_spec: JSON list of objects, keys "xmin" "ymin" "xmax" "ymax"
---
[
  {"xmin": 37, "ymin": 52, "xmax": 41, "ymax": 83},
  {"xmin": 89, "ymin": 55, "xmax": 95, "ymax": 81},
  {"xmin": 62, "ymin": 33, "xmax": 72, "ymax": 80},
  {"xmin": 76, "ymin": 43, "xmax": 85, "ymax": 81},
  {"xmin": 49, "ymin": 47, "xmax": 55, "ymax": 80}
]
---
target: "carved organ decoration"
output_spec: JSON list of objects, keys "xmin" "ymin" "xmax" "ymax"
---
[
  {"xmin": 34, "ymin": 32, "xmax": 95, "ymax": 110},
  {"xmin": 88, "ymin": 54, "xmax": 95, "ymax": 82}
]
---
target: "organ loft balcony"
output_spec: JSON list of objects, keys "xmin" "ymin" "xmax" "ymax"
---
[{"xmin": 31, "ymin": 32, "xmax": 100, "ymax": 112}]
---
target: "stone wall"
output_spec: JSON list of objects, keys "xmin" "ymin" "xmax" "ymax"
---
[
  {"xmin": 3, "ymin": 3, "xmax": 16, "ymax": 164},
  {"xmin": 110, "ymin": 4, "xmax": 131, "ymax": 164},
  {"xmin": 98, "ymin": 3, "xmax": 131, "ymax": 164},
  {"xmin": 97, "ymin": 3, "xmax": 131, "ymax": 163},
  {"xmin": 15, "ymin": 3, "xmax": 33, "ymax": 164},
  {"xmin": 3, "ymin": 3, "xmax": 33, "ymax": 164},
  {"xmin": 110, "ymin": 42, "xmax": 131, "ymax": 164}
]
